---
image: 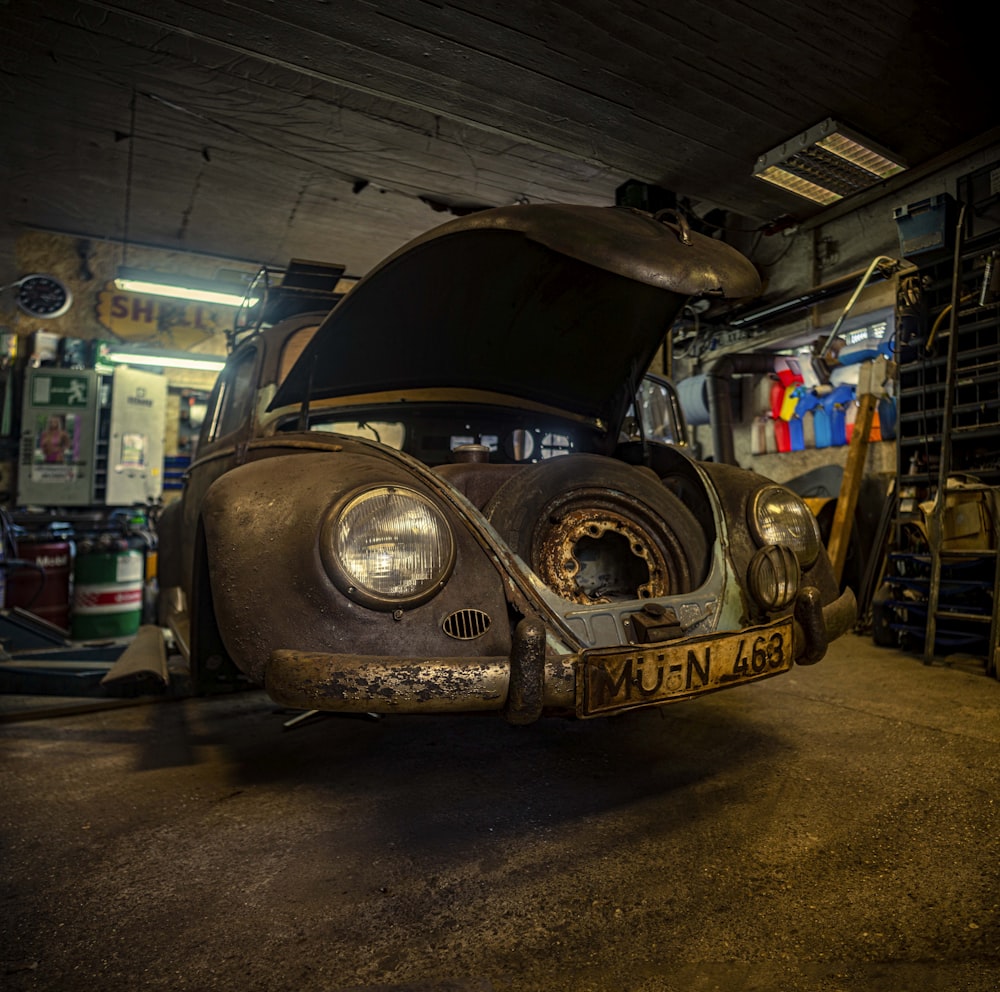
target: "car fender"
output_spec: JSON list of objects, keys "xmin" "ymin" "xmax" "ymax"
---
[{"xmin": 198, "ymin": 450, "xmax": 513, "ymax": 682}]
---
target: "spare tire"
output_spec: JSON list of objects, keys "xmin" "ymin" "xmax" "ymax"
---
[{"xmin": 484, "ymin": 453, "xmax": 708, "ymax": 604}]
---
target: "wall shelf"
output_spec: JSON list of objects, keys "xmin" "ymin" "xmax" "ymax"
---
[{"xmin": 885, "ymin": 203, "xmax": 1000, "ymax": 674}]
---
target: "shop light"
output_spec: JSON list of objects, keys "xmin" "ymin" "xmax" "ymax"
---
[
  {"xmin": 753, "ymin": 118, "xmax": 907, "ymax": 206},
  {"xmin": 114, "ymin": 266, "xmax": 259, "ymax": 308},
  {"xmin": 107, "ymin": 347, "xmax": 227, "ymax": 372}
]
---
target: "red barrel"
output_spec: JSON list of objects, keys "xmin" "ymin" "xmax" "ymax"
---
[{"xmin": 5, "ymin": 535, "xmax": 73, "ymax": 631}]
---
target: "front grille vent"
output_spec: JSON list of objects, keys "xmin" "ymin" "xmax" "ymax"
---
[{"xmin": 442, "ymin": 608, "xmax": 492, "ymax": 640}]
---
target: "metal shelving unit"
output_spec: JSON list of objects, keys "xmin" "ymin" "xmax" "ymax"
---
[{"xmin": 886, "ymin": 176, "xmax": 1000, "ymax": 676}]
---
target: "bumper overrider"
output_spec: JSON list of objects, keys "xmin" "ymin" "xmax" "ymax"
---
[{"xmin": 264, "ymin": 585, "xmax": 856, "ymax": 723}]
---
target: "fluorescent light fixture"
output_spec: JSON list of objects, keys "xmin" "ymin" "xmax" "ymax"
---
[
  {"xmin": 115, "ymin": 266, "xmax": 259, "ymax": 308},
  {"xmin": 108, "ymin": 347, "xmax": 227, "ymax": 372},
  {"xmin": 753, "ymin": 118, "xmax": 907, "ymax": 205}
]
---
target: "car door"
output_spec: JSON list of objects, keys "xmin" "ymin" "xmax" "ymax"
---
[{"xmin": 177, "ymin": 341, "xmax": 263, "ymax": 592}]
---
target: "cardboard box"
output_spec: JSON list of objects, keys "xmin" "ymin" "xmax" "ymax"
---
[{"xmin": 921, "ymin": 484, "xmax": 996, "ymax": 551}]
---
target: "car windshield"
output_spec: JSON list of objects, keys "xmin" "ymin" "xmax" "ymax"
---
[
  {"xmin": 277, "ymin": 401, "xmax": 603, "ymax": 466},
  {"xmin": 310, "ymin": 421, "xmax": 406, "ymax": 448},
  {"xmin": 310, "ymin": 420, "xmax": 575, "ymax": 461}
]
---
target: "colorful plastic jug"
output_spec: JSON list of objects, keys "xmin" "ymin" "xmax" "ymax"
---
[
  {"xmin": 813, "ymin": 405, "xmax": 832, "ymax": 448},
  {"xmin": 774, "ymin": 417, "xmax": 791, "ymax": 453}
]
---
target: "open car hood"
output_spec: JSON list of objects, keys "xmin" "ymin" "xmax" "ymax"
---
[{"xmin": 270, "ymin": 204, "xmax": 761, "ymax": 426}]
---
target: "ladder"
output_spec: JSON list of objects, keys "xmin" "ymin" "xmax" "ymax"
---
[{"xmin": 921, "ymin": 204, "xmax": 1000, "ymax": 675}]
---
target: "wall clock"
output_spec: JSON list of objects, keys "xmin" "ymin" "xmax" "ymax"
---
[{"xmin": 15, "ymin": 274, "xmax": 73, "ymax": 318}]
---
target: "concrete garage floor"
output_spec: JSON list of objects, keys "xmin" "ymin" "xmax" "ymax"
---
[{"xmin": 1, "ymin": 633, "xmax": 998, "ymax": 992}]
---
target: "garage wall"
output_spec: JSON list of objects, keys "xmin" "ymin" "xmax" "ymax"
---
[
  {"xmin": 674, "ymin": 136, "xmax": 1000, "ymax": 479},
  {"xmin": 2, "ymin": 231, "xmax": 239, "ymax": 393}
]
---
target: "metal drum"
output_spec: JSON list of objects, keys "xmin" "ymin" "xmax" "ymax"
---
[
  {"xmin": 71, "ymin": 537, "xmax": 144, "ymax": 640},
  {"xmin": 5, "ymin": 533, "xmax": 73, "ymax": 631}
]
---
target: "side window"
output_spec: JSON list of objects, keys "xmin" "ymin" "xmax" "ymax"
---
[
  {"xmin": 278, "ymin": 324, "xmax": 320, "ymax": 385},
  {"xmin": 201, "ymin": 347, "xmax": 258, "ymax": 445}
]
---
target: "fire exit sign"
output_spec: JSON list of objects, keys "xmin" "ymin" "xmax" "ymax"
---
[{"xmin": 31, "ymin": 372, "xmax": 90, "ymax": 407}]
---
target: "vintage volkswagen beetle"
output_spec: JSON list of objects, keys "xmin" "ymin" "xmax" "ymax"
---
[{"xmin": 156, "ymin": 204, "xmax": 856, "ymax": 722}]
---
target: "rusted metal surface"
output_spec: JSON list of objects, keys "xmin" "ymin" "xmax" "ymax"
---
[
  {"xmin": 265, "ymin": 652, "xmax": 511, "ymax": 713},
  {"xmin": 199, "ymin": 451, "xmax": 514, "ymax": 683},
  {"xmin": 269, "ymin": 205, "xmax": 761, "ymax": 427},
  {"xmin": 532, "ymin": 506, "xmax": 669, "ymax": 604},
  {"xmin": 199, "ymin": 442, "xmax": 857, "ymax": 716},
  {"xmin": 576, "ymin": 619, "xmax": 795, "ymax": 718},
  {"xmin": 793, "ymin": 586, "xmax": 829, "ymax": 665},
  {"xmin": 794, "ymin": 586, "xmax": 857, "ymax": 665},
  {"xmin": 366, "ymin": 204, "xmax": 764, "ymax": 298},
  {"xmin": 503, "ymin": 617, "xmax": 547, "ymax": 725},
  {"xmin": 261, "ymin": 588, "xmax": 851, "ymax": 724},
  {"xmin": 627, "ymin": 603, "xmax": 682, "ymax": 643},
  {"xmin": 151, "ymin": 206, "xmax": 858, "ymax": 724}
]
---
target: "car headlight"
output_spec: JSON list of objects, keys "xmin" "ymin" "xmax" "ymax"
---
[
  {"xmin": 747, "ymin": 544, "xmax": 800, "ymax": 611},
  {"xmin": 748, "ymin": 485, "xmax": 822, "ymax": 567},
  {"xmin": 322, "ymin": 485, "xmax": 455, "ymax": 609}
]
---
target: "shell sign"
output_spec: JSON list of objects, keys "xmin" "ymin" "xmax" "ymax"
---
[{"xmin": 95, "ymin": 283, "xmax": 232, "ymax": 348}]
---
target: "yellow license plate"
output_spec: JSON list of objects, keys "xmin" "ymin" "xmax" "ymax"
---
[{"xmin": 577, "ymin": 620, "xmax": 794, "ymax": 718}]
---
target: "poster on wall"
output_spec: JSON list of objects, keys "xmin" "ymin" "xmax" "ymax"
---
[
  {"xmin": 118, "ymin": 432, "xmax": 146, "ymax": 470},
  {"xmin": 18, "ymin": 369, "xmax": 98, "ymax": 506},
  {"xmin": 32, "ymin": 411, "xmax": 82, "ymax": 481}
]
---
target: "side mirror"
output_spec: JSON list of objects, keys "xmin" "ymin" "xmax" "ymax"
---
[{"xmin": 636, "ymin": 373, "xmax": 688, "ymax": 446}]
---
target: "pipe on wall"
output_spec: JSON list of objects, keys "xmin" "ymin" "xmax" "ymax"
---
[{"xmin": 701, "ymin": 353, "xmax": 778, "ymax": 465}]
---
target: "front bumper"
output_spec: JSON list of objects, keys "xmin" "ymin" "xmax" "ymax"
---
[{"xmin": 264, "ymin": 586, "xmax": 857, "ymax": 723}]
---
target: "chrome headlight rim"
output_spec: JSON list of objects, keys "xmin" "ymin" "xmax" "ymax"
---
[
  {"xmin": 747, "ymin": 544, "xmax": 801, "ymax": 611},
  {"xmin": 748, "ymin": 484, "xmax": 822, "ymax": 568},
  {"xmin": 321, "ymin": 484, "xmax": 456, "ymax": 611}
]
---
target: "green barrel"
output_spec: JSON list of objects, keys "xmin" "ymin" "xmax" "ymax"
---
[{"xmin": 71, "ymin": 543, "xmax": 144, "ymax": 640}]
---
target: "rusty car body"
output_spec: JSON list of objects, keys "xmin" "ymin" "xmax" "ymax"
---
[{"xmin": 155, "ymin": 204, "xmax": 856, "ymax": 722}]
